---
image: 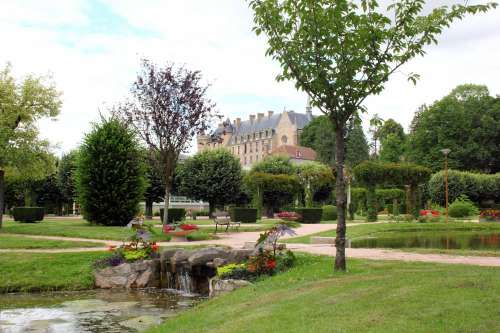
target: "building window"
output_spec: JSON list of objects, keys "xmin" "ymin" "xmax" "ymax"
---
[
  {"xmin": 250, "ymin": 156, "xmax": 253, "ymax": 163},
  {"xmin": 281, "ymin": 135, "xmax": 288, "ymax": 144},
  {"xmin": 237, "ymin": 146, "xmax": 240, "ymax": 154},
  {"xmin": 247, "ymin": 135, "xmax": 250, "ymax": 141},
  {"xmin": 256, "ymin": 141, "xmax": 259, "ymax": 152},
  {"xmin": 244, "ymin": 143, "xmax": 247, "ymax": 154},
  {"xmin": 244, "ymin": 156, "xmax": 247, "ymax": 165}
]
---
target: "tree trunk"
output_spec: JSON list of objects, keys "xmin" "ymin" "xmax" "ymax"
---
[
  {"xmin": 334, "ymin": 123, "xmax": 347, "ymax": 271},
  {"xmin": 0, "ymin": 169, "xmax": 5, "ymax": 229},
  {"xmin": 145, "ymin": 200, "xmax": 153, "ymax": 219},
  {"xmin": 163, "ymin": 185, "xmax": 170, "ymax": 225}
]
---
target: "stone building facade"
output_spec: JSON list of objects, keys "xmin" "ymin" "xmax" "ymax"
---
[{"xmin": 197, "ymin": 105, "xmax": 316, "ymax": 168}]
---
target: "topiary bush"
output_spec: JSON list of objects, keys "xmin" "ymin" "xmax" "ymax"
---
[
  {"xmin": 294, "ymin": 208, "xmax": 323, "ymax": 224},
  {"xmin": 75, "ymin": 118, "xmax": 147, "ymax": 226},
  {"xmin": 12, "ymin": 207, "xmax": 45, "ymax": 223},
  {"xmin": 192, "ymin": 210, "xmax": 210, "ymax": 220},
  {"xmin": 159, "ymin": 208, "xmax": 186, "ymax": 223},
  {"xmin": 448, "ymin": 195, "xmax": 480, "ymax": 218},
  {"xmin": 321, "ymin": 205, "xmax": 337, "ymax": 221},
  {"xmin": 230, "ymin": 207, "xmax": 258, "ymax": 223}
]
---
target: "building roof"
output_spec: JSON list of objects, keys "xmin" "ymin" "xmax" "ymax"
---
[{"xmin": 271, "ymin": 145, "xmax": 317, "ymax": 161}]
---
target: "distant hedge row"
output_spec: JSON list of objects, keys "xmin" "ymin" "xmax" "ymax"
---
[{"xmin": 428, "ymin": 170, "xmax": 500, "ymax": 206}]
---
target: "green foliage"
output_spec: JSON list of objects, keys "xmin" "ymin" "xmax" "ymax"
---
[
  {"xmin": 428, "ymin": 170, "xmax": 500, "ymax": 206},
  {"xmin": 75, "ymin": 118, "xmax": 147, "ymax": 226},
  {"xmin": 122, "ymin": 249, "xmax": 149, "ymax": 262},
  {"xmin": 300, "ymin": 116, "xmax": 369, "ymax": 167},
  {"xmin": 185, "ymin": 231, "xmax": 213, "ymax": 242},
  {"xmin": 57, "ymin": 150, "xmax": 78, "ymax": 204},
  {"xmin": 321, "ymin": 205, "xmax": 337, "ymax": 221},
  {"xmin": 294, "ymin": 208, "xmax": 323, "ymax": 224},
  {"xmin": 159, "ymin": 208, "xmax": 186, "ymax": 224},
  {"xmin": 448, "ymin": 196, "xmax": 480, "ymax": 218},
  {"xmin": 353, "ymin": 161, "xmax": 431, "ymax": 187},
  {"xmin": 296, "ymin": 162, "xmax": 334, "ymax": 207},
  {"xmin": 217, "ymin": 263, "xmax": 247, "ymax": 278},
  {"xmin": 378, "ymin": 119, "xmax": 406, "ymax": 143},
  {"xmin": 252, "ymin": 155, "xmax": 295, "ymax": 175},
  {"xmin": 366, "ymin": 187, "xmax": 378, "ymax": 222},
  {"xmin": 192, "ymin": 210, "xmax": 210, "ymax": 219},
  {"xmin": 11, "ymin": 207, "xmax": 44, "ymax": 223},
  {"xmin": 407, "ymin": 84, "xmax": 500, "ymax": 173},
  {"xmin": 380, "ymin": 133, "xmax": 406, "ymax": 163},
  {"xmin": 230, "ymin": 207, "xmax": 258, "ymax": 223},
  {"xmin": 177, "ymin": 149, "xmax": 242, "ymax": 214}
]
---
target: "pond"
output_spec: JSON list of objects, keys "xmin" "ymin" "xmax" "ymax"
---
[
  {"xmin": 351, "ymin": 232, "xmax": 500, "ymax": 250},
  {"xmin": 0, "ymin": 289, "xmax": 202, "ymax": 333}
]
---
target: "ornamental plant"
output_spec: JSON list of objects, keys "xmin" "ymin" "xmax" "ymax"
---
[{"xmin": 479, "ymin": 210, "xmax": 500, "ymax": 221}]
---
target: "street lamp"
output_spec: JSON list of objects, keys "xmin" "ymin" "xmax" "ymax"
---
[{"xmin": 441, "ymin": 148, "xmax": 451, "ymax": 224}]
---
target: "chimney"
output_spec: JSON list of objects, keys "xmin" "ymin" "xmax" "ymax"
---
[
  {"xmin": 236, "ymin": 118, "xmax": 241, "ymax": 128},
  {"xmin": 249, "ymin": 114, "xmax": 256, "ymax": 124},
  {"xmin": 257, "ymin": 113, "xmax": 265, "ymax": 122},
  {"xmin": 268, "ymin": 110, "xmax": 274, "ymax": 118}
]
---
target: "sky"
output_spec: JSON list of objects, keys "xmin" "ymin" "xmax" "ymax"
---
[{"xmin": 1, "ymin": 0, "xmax": 499, "ymax": 156}]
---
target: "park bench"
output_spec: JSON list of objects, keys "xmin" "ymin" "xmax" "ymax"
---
[{"xmin": 213, "ymin": 211, "xmax": 240, "ymax": 233}]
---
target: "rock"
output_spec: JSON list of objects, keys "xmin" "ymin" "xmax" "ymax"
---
[
  {"xmin": 187, "ymin": 247, "xmax": 231, "ymax": 266},
  {"xmin": 228, "ymin": 249, "xmax": 253, "ymax": 263},
  {"xmin": 160, "ymin": 248, "xmax": 184, "ymax": 262},
  {"xmin": 209, "ymin": 278, "xmax": 252, "ymax": 297},
  {"xmin": 94, "ymin": 260, "xmax": 160, "ymax": 289},
  {"xmin": 212, "ymin": 258, "xmax": 228, "ymax": 268},
  {"xmin": 170, "ymin": 250, "xmax": 195, "ymax": 265}
]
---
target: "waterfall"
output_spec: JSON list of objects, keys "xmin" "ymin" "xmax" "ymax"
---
[{"xmin": 162, "ymin": 265, "xmax": 194, "ymax": 295}]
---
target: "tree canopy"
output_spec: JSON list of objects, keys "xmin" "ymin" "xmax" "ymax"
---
[{"xmin": 407, "ymin": 84, "xmax": 500, "ymax": 173}]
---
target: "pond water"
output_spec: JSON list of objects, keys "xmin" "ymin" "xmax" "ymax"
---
[
  {"xmin": 0, "ymin": 289, "xmax": 202, "ymax": 333},
  {"xmin": 351, "ymin": 232, "xmax": 500, "ymax": 250}
]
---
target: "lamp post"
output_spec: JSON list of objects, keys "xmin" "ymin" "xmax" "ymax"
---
[{"xmin": 441, "ymin": 149, "xmax": 451, "ymax": 224}]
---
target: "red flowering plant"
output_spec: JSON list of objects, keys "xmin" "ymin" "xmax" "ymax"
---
[
  {"xmin": 277, "ymin": 211, "xmax": 301, "ymax": 222},
  {"xmin": 479, "ymin": 209, "xmax": 500, "ymax": 222},
  {"xmin": 116, "ymin": 216, "xmax": 160, "ymax": 262},
  {"xmin": 162, "ymin": 222, "xmax": 199, "ymax": 236}
]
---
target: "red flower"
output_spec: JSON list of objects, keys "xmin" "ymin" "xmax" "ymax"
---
[
  {"xmin": 180, "ymin": 224, "xmax": 198, "ymax": 231},
  {"xmin": 107, "ymin": 245, "xmax": 117, "ymax": 252},
  {"xmin": 163, "ymin": 225, "xmax": 174, "ymax": 233},
  {"xmin": 266, "ymin": 259, "xmax": 277, "ymax": 270},
  {"xmin": 151, "ymin": 243, "xmax": 159, "ymax": 252}
]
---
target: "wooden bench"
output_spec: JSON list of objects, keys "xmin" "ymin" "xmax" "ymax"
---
[{"xmin": 213, "ymin": 212, "xmax": 241, "ymax": 233}]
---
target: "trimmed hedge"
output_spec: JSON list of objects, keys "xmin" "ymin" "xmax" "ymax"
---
[
  {"xmin": 192, "ymin": 210, "xmax": 210, "ymax": 220},
  {"xmin": 294, "ymin": 208, "xmax": 323, "ymax": 224},
  {"xmin": 230, "ymin": 207, "xmax": 258, "ymax": 223},
  {"xmin": 428, "ymin": 170, "xmax": 500, "ymax": 206},
  {"xmin": 159, "ymin": 208, "xmax": 186, "ymax": 224},
  {"xmin": 449, "ymin": 196, "xmax": 480, "ymax": 218},
  {"xmin": 12, "ymin": 207, "xmax": 45, "ymax": 223},
  {"xmin": 322, "ymin": 205, "xmax": 337, "ymax": 221}
]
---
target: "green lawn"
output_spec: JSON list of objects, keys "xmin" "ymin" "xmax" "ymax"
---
[
  {"xmin": 0, "ymin": 251, "xmax": 110, "ymax": 293},
  {"xmin": 0, "ymin": 219, "xmax": 172, "ymax": 241},
  {"xmin": 148, "ymin": 255, "xmax": 500, "ymax": 333},
  {"xmin": 0, "ymin": 234, "xmax": 103, "ymax": 249}
]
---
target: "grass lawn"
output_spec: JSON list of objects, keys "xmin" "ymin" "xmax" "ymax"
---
[
  {"xmin": 0, "ymin": 251, "xmax": 110, "ymax": 293},
  {"xmin": 0, "ymin": 219, "xmax": 172, "ymax": 241},
  {"xmin": 148, "ymin": 254, "xmax": 500, "ymax": 333},
  {"xmin": 0, "ymin": 234, "xmax": 103, "ymax": 249}
]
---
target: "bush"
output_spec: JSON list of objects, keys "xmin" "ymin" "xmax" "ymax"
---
[
  {"xmin": 186, "ymin": 231, "xmax": 213, "ymax": 241},
  {"xmin": 230, "ymin": 207, "xmax": 258, "ymax": 223},
  {"xmin": 159, "ymin": 208, "xmax": 186, "ymax": 224},
  {"xmin": 75, "ymin": 118, "xmax": 146, "ymax": 226},
  {"xmin": 322, "ymin": 205, "xmax": 337, "ymax": 221},
  {"xmin": 294, "ymin": 208, "xmax": 323, "ymax": 224},
  {"xmin": 192, "ymin": 210, "xmax": 210, "ymax": 220},
  {"xmin": 448, "ymin": 196, "xmax": 480, "ymax": 218},
  {"xmin": 428, "ymin": 170, "xmax": 500, "ymax": 206},
  {"xmin": 12, "ymin": 207, "xmax": 45, "ymax": 223}
]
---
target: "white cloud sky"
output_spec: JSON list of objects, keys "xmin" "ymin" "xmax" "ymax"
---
[{"xmin": 1, "ymin": 0, "xmax": 499, "ymax": 155}]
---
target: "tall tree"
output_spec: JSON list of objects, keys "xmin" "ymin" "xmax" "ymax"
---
[
  {"xmin": 144, "ymin": 155, "xmax": 165, "ymax": 219},
  {"xmin": 407, "ymin": 84, "xmax": 500, "ymax": 173},
  {"xmin": 301, "ymin": 115, "xmax": 369, "ymax": 167},
  {"xmin": 379, "ymin": 119, "xmax": 407, "ymax": 163},
  {"xmin": 75, "ymin": 118, "xmax": 147, "ymax": 226},
  {"xmin": 115, "ymin": 59, "xmax": 219, "ymax": 226},
  {"xmin": 177, "ymin": 149, "xmax": 242, "ymax": 216},
  {"xmin": 250, "ymin": 0, "xmax": 495, "ymax": 270},
  {"xmin": 57, "ymin": 150, "xmax": 78, "ymax": 214},
  {"xmin": 369, "ymin": 113, "xmax": 384, "ymax": 156},
  {"xmin": 0, "ymin": 63, "xmax": 61, "ymax": 227},
  {"xmin": 378, "ymin": 118, "xmax": 406, "ymax": 142}
]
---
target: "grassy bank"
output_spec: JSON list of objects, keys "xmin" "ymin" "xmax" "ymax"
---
[
  {"xmin": 0, "ymin": 252, "xmax": 109, "ymax": 293},
  {"xmin": 149, "ymin": 255, "xmax": 500, "ymax": 333},
  {"xmin": 0, "ymin": 234, "xmax": 103, "ymax": 249},
  {"xmin": 0, "ymin": 219, "xmax": 172, "ymax": 241}
]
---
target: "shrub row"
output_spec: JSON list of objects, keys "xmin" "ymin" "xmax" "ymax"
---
[
  {"xmin": 294, "ymin": 208, "xmax": 323, "ymax": 224},
  {"xmin": 428, "ymin": 170, "xmax": 500, "ymax": 206},
  {"xmin": 230, "ymin": 207, "xmax": 258, "ymax": 223},
  {"xmin": 192, "ymin": 210, "xmax": 210, "ymax": 219},
  {"xmin": 159, "ymin": 208, "xmax": 186, "ymax": 224},
  {"xmin": 12, "ymin": 207, "xmax": 45, "ymax": 223},
  {"xmin": 351, "ymin": 188, "xmax": 406, "ymax": 214},
  {"xmin": 321, "ymin": 205, "xmax": 337, "ymax": 221}
]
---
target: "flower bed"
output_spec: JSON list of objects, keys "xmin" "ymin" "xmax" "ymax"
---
[
  {"xmin": 479, "ymin": 209, "xmax": 500, "ymax": 222},
  {"xmin": 277, "ymin": 211, "xmax": 301, "ymax": 222}
]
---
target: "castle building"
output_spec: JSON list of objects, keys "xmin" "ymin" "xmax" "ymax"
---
[{"xmin": 197, "ymin": 104, "xmax": 317, "ymax": 168}]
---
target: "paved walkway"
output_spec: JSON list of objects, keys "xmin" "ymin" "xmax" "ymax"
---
[{"xmin": 2, "ymin": 223, "xmax": 499, "ymax": 267}]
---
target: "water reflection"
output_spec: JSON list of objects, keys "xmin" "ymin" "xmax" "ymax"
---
[
  {"xmin": 0, "ymin": 289, "xmax": 202, "ymax": 333},
  {"xmin": 351, "ymin": 232, "xmax": 500, "ymax": 250}
]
